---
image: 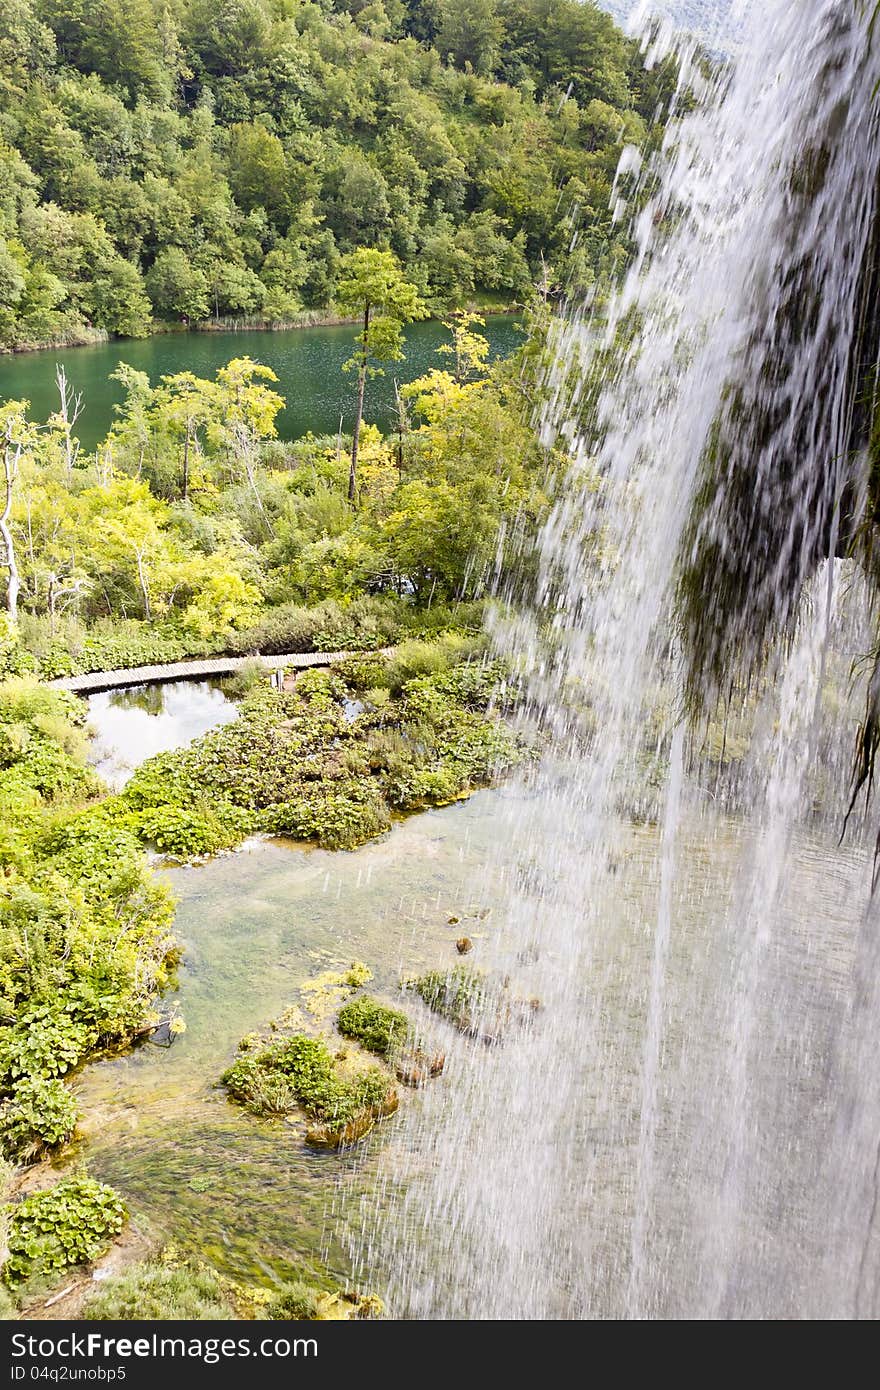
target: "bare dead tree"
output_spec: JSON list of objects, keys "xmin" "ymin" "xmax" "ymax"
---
[
  {"xmin": 1, "ymin": 417, "xmax": 22, "ymax": 622},
  {"xmin": 55, "ymin": 365, "xmax": 83, "ymax": 479}
]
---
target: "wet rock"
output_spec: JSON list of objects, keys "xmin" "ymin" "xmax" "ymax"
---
[
  {"xmin": 395, "ymin": 1051, "xmax": 446, "ymax": 1088},
  {"xmin": 455, "ymin": 937, "xmax": 473, "ymax": 954}
]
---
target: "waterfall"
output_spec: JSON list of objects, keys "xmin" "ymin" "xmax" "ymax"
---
[{"xmin": 364, "ymin": 0, "xmax": 880, "ymax": 1319}]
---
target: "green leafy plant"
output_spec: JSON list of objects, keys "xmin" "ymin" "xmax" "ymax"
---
[
  {"xmin": 3, "ymin": 1177, "xmax": 127, "ymax": 1287},
  {"xmin": 222, "ymin": 1031, "xmax": 395, "ymax": 1140},
  {"xmin": 0, "ymin": 1077, "xmax": 79, "ymax": 1162}
]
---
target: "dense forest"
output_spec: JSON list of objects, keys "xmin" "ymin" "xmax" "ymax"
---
[{"xmin": 0, "ymin": 0, "xmax": 675, "ymax": 350}]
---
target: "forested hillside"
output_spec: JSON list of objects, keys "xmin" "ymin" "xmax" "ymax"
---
[{"xmin": 0, "ymin": 0, "xmax": 675, "ymax": 350}]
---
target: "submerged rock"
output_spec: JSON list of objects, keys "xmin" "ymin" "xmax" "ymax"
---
[{"xmin": 395, "ymin": 1050, "xmax": 446, "ymax": 1088}]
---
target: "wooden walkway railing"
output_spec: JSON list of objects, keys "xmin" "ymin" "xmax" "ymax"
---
[{"xmin": 49, "ymin": 648, "xmax": 388, "ymax": 695}]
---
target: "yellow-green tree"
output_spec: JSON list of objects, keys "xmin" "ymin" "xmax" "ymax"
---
[{"xmin": 336, "ymin": 249, "xmax": 427, "ymax": 503}]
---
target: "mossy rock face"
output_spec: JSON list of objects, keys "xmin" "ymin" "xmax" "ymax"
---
[
  {"xmin": 305, "ymin": 1090, "xmax": 399, "ymax": 1149},
  {"xmin": 407, "ymin": 966, "xmax": 488, "ymax": 1035}
]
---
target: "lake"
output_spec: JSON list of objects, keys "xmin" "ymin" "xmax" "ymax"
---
[{"xmin": 0, "ymin": 316, "xmax": 522, "ymax": 451}]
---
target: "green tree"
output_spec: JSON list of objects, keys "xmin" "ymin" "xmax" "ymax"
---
[
  {"xmin": 87, "ymin": 255, "xmax": 151, "ymax": 337},
  {"xmin": 335, "ymin": 248, "xmax": 427, "ymax": 502},
  {"xmin": 145, "ymin": 247, "xmax": 209, "ymax": 323},
  {"xmin": 226, "ymin": 121, "xmax": 288, "ymax": 222},
  {"xmin": 437, "ymin": 0, "xmax": 502, "ymax": 74}
]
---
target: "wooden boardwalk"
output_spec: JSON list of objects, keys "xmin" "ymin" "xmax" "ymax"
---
[{"xmin": 49, "ymin": 648, "xmax": 387, "ymax": 695}]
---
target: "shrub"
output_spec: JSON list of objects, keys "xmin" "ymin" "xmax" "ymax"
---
[
  {"xmin": 3, "ymin": 1177, "xmax": 127, "ymax": 1286},
  {"xmin": 17, "ymin": 615, "xmax": 220, "ymax": 680},
  {"xmin": 381, "ymin": 634, "xmax": 485, "ymax": 693},
  {"xmin": 220, "ymin": 659, "xmax": 268, "ymax": 700},
  {"xmin": 0, "ymin": 1077, "xmax": 79, "ymax": 1162},
  {"xmin": 82, "ymin": 1261, "xmax": 233, "ymax": 1320},
  {"xmin": 230, "ymin": 596, "xmax": 399, "ymax": 657},
  {"xmin": 222, "ymin": 1032, "xmax": 395, "ymax": 1139},
  {"xmin": 337, "ymin": 997, "xmax": 410, "ymax": 1058},
  {"xmin": 0, "ymin": 679, "xmax": 98, "ymax": 803}
]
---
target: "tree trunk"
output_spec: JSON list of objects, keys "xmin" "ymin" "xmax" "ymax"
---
[
  {"xmin": 183, "ymin": 423, "xmax": 190, "ymax": 501},
  {"xmin": 348, "ymin": 304, "xmax": 370, "ymax": 503},
  {"xmin": 135, "ymin": 548, "xmax": 152, "ymax": 622},
  {"xmin": 1, "ymin": 434, "xmax": 20, "ymax": 622}
]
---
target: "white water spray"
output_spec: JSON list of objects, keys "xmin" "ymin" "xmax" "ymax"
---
[{"xmin": 367, "ymin": 0, "xmax": 880, "ymax": 1319}]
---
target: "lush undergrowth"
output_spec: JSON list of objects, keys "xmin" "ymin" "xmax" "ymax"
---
[
  {"xmin": 0, "ymin": 678, "xmax": 176, "ymax": 1302},
  {"xmin": 0, "ymin": 680, "xmax": 177, "ymax": 1170},
  {"xmin": 6, "ymin": 597, "xmax": 488, "ymax": 682}
]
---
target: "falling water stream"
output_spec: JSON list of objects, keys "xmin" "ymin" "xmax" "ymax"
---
[{"xmin": 364, "ymin": 0, "xmax": 880, "ymax": 1319}]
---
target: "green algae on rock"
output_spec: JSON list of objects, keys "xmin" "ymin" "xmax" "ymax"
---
[{"xmin": 406, "ymin": 966, "xmax": 541, "ymax": 1044}]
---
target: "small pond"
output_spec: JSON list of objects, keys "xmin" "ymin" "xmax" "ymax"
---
[{"xmin": 86, "ymin": 679, "xmax": 239, "ymax": 790}]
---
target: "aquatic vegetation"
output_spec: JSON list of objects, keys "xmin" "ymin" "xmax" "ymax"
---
[
  {"xmin": 299, "ymin": 963, "xmax": 373, "ymax": 1026},
  {"xmin": 337, "ymin": 997, "xmax": 411, "ymax": 1059},
  {"xmin": 405, "ymin": 965, "xmax": 539, "ymax": 1050},
  {"xmin": 118, "ymin": 656, "xmax": 528, "ymax": 859},
  {"xmin": 222, "ymin": 1032, "xmax": 397, "ymax": 1147},
  {"xmin": 0, "ymin": 1077, "xmax": 79, "ymax": 1163},
  {"xmin": 267, "ymin": 1281, "xmax": 382, "ymax": 1321},
  {"xmin": 407, "ymin": 967, "xmax": 489, "ymax": 1035},
  {"xmin": 2, "ymin": 1177, "xmax": 127, "ymax": 1287}
]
